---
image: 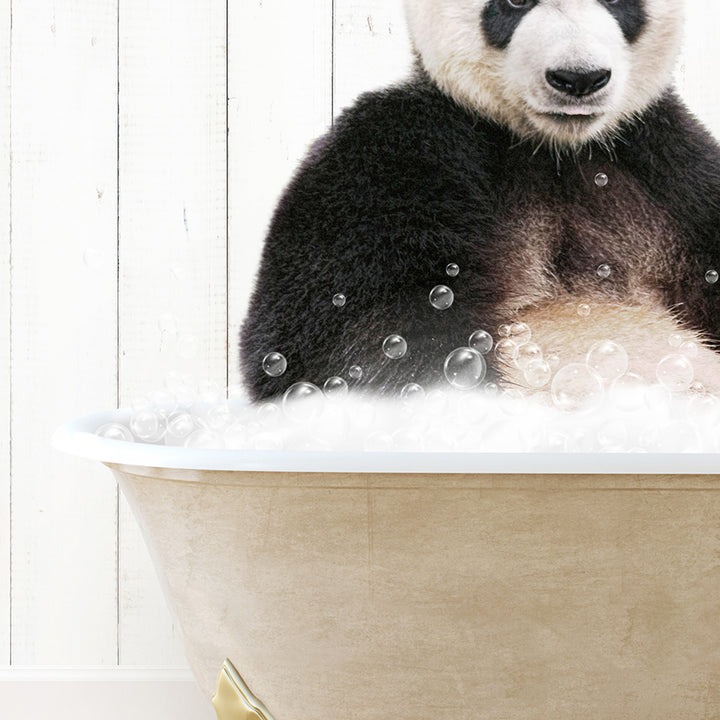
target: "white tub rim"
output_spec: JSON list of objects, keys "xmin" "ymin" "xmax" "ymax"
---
[{"xmin": 52, "ymin": 406, "xmax": 720, "ymax": 475}]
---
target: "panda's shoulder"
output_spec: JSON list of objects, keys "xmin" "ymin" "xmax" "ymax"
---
[{"xmin": 328, "ymin": 79, "xmax": 493, "ymax": 161}]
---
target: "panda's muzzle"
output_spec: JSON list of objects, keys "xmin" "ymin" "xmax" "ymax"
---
[{"xmin": 545, "ymin": 68, "xmax": 612, "ymax": 97}]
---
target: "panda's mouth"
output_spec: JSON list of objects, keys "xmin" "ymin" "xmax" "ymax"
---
[{"xmin": 543, "ymin": 112, "xmax": 600, "ymax": 123}]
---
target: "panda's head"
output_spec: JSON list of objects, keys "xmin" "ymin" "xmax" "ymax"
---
[{"xmin": 404, "ymin": 0, "xmax": 684, "ymax": 147}]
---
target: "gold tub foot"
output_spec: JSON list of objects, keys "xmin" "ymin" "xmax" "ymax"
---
[{"xmin": 212, "ymin": 660, "xmax": 276, "ymax": 720}]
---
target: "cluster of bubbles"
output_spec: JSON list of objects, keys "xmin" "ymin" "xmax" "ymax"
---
[
  {"xmin": 95, "ymin": 363, "xmax": 720, "ymax": 453},
  {"xmin": 94, "ymin": 252, "xmax": 720, "ymax": 453}
]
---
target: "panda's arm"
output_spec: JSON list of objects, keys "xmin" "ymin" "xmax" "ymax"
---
[
  {"xmin": 239, "ymin": 86, "xmax": 500, "ymax": 401},
  {"xmin": 622, "ymin": 92, "xmax": 720, "ymax": 345}
]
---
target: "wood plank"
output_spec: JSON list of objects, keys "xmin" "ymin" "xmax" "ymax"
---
[
  {"xmin": 332, "ymin": 0, "xmax": 412, "ymax": 116},
  {"xmin": 0, "ymin": 0, "xmax": 10, "ymax": 666},
  {"xmin": 118, "ymin": 0, "xmax": 227, "ymax": 665},
  {"xmin": 10, "ymin": 0, "xmax": 118, "ymax": 664},
  {"xmin": 227, "ymin": 0, "xmax": 333, "ymax": 391},
  {"xmin": 674, "ymin": 4, "xmax": 720, "ymax": 139}
]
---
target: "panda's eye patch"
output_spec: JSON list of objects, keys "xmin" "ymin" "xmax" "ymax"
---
[
  {"xmin": 483, "ymin": 0, "xmax": 536, "ymax": 49},
  {"xmin": 598, "ymin": 0, "xmax": 645, "ymax": 43}
]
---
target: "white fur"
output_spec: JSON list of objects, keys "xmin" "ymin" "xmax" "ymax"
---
[{"xmin": 404, "ymin": 0, "xmax": 685, "ymax": 146}]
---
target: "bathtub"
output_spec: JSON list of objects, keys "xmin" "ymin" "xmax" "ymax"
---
[{"xmin": 53, "ymin": 406, "xmax": 720, "ymax": 719}]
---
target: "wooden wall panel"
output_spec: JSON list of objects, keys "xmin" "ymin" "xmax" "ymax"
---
[
  {"xmin": 118, "ymin": 0, "xmax": 227, "ymax": 665},
  {"xmin": 675, "ymin": 3, "xmax": 720, "ymax": 140},
  {"xmin": 332, "ymin": 0, "xmax": 412, "ymax": 115},
  {"xmin": 10, "ymin": 0, "xmax": 118, "ymax": 664},
  {"xmin": 0, "ymin": 0, "xmax": 10, "ymax": 666},
  {"xmin": 227, "ymin": 0, "xmax": 333, "ymax": 390}
]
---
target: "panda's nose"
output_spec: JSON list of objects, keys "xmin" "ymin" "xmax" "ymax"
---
[{"xmin": 545, "ymin": 68, "xmax": 611, "ymax": 97}]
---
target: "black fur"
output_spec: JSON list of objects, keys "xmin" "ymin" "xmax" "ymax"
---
[
  {"xmin": 239, "ymin": 75, "xmax": 720, "ymax": 402},
  {"xmin": 482, "ymin": 1, "xmax": 537, "ymax": 50},
  {"xmin": 601, "ymin": 0, "xmax": 646, "ymax": 44},
  {"xmin": 481, "ymin": 0, "xmax": 646, "ymax": 51}
]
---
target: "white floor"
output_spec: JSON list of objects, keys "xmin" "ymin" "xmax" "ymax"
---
[{"xmin": 0, "ymin": 668, "xmax": 216, "ymax": 720}]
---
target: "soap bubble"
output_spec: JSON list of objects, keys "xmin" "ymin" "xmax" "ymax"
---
[
  {"xmin": 656, "ymin": 354, "xmax": 694, "ymax": 392},
  {"xmin": 148, "ymin": 389, "xmax": 178, "ymax": 417},
  {"xmin": 497, "ymin": 324, "xmax": 511, "ymax": 338},
  {"xmin": 594, "ymin": 172, "xmax": 608, "ymax": 187},
  {"xmin": 349, "ymin": 365, "xmax": 363, "ymax": 380},
  {"xmin": 262, "ymin": 352, "xmax": 287, "ymax": 377},
  {"xmin": 468, "ymin": 329, "xmax": 493, "ymax": 355},
  {"xmin": 577, "ymin": 303, "xmax": 591, "ymax": 317},
  {"xmin": 282, "ymin": 382, "xmax": 324, "ymax": 423},
  {"xmin": 323, "ymin": 376, "xmax": 349, "ymax": 398},
  {"xmin": 400, "ymin": 382, "xmax": 425, "ymax": 404},
  {"xmin": 596, "ymin": 263, "xmax": 611, "ymax": 279},
  {"xmin": 130, "ymin": 408, "xmax": 164, "ymax": 441},
  {"xmin": 332, "ymin": 293, "xmax": 346, "ymax": 307},
  {"xmin": 546, "ymin": 353, "xmax": 561, "ymax": 370},
  {"xmin": 706, "ymin": 270, "xmax": 719, "ymax": 284},
  {"xmin": 551, "ymin": 363, "xmax": 603, "ymax": 412},
  {"xmin": 443, "ymin": 347, "xmax": 487, "ymax": 389},
  {"xmin": 516, "ymin": 342, "xmax": 543, "ymax": 370},
  {"xmin": 680, "ymin": 340, "xmax": 699, "ymax": 359},
  {"xmin": 508, "ymin": 322, "xmax": 531, "ymax": 346},
  {"xmin": 445, "ymin": 263, "xmax": 460, "ymax": 277},
  {"xmin": 96, "ymin": 422, "xmax": 134, "ymax": 442},
  {"xmin": 524, "ymin": 360, "xmax": 552, "ymax": 388},
  {"xmin": 204, "ymin": 402, "xmax": 235, "ymax": 432},
  {"xmin": 256, "ymin": 402, "xmax": 281, "ymax": 427},
  {"xmin": 165, "ymin": 412, "xmax": 195, "ymax": 440},
  {"xmin": 586, "ymin": 340, "xmax": 628, "ymax": 383},
  {"xmin": 494, "ymin": 338, "xmax": 519, "ymax": 365},
  {"xmin": 429, "ymin": 285, "xmax": 454, "ymax": 310},
  {"xmin": 382, "ymin": 334, "xmax": 408, "ymax": 359},
  {"xmin": 668, "ymin": 333, "xmax": 684, "ymax": 348}
]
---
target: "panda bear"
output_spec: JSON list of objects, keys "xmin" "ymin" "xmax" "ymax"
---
[{"xmin": 240, "ymin": 0, "xmax": 720, "ymax": 403}]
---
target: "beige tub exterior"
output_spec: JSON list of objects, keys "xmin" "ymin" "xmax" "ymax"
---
[{"xmin": 109, "ymin": 463, "xmax": 720, "ymax": 720}]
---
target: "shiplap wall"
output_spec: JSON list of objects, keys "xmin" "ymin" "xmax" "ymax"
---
[{"xmin": 0, "ymin": 0, "xmax": 718, "ymax": 695}]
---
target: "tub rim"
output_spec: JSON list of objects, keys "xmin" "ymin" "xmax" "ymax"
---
[{"xmin": 52, "ymin": 406, "xmax": 720, "ymax": 475}]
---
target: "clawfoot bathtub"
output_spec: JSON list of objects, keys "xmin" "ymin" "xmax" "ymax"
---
[{"xmin": 54, "ymin": 407, "xmax": 720, "ymax": 720}]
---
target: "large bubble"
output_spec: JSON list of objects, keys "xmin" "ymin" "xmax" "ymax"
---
[
  {"xmin": 262, "ymin": 351, "xmax": 287, "ymax": 377},
  {"xmin": 656, "ymin": 354, "xmax": 694, "ymax": 393},
  {"xmin": 429, "ymin": 285, "xmax": 454, "ymax": 310},
  {"xmin": 443, "ymin": 347, "xmax": 487, "ymax": 389},
  {"xmin": 382, "ymin": 334, "xmax": 408, "ymax": 359},
  {"xmin": 468, "ymin": 329, "xmax": 493, "ymax": 355},
  {"xmin": 586, "ymin": 340, "xmax": 628, "ymax": 383},
  {"xmin": 551, "ymin": 363, "xmax": 603, "ymax": 413},
  {"xmin": 282, "ymin": 382, "xmax": 324, "ymax": 423}
]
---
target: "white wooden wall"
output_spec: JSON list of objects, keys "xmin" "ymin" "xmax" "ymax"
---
[{"xmin": 0, "ymin": 0, "xmax": 718, "ymax": 715}]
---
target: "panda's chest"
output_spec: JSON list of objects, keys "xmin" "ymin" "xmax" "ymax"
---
[{"xmin": 492, "ymin": 162, "xmax": 681, "ymax": 311}]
